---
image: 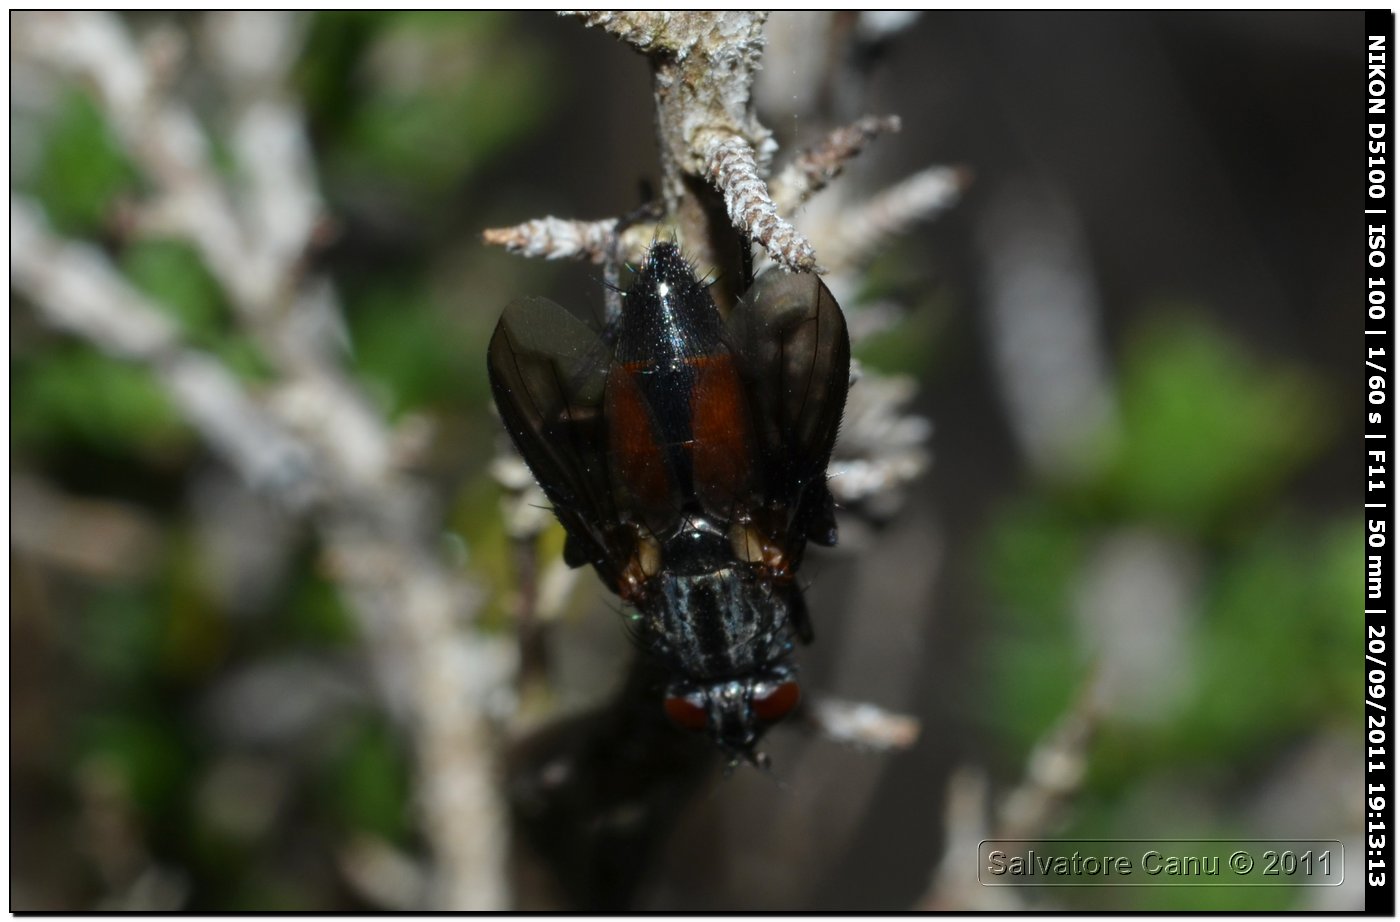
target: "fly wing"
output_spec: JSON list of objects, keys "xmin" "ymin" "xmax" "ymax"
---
[
  {"xmin": 488, "ymin": 296, "xmax": 620, "ymax": 575},
  {"xmin": 727, "ymin": 270, "xmax": 850, "ymax": 548}
]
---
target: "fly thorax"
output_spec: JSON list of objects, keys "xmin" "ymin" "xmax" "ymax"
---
[{"xmin": 647, "ymin": 559, "xmax": 791, "ymax": 681}]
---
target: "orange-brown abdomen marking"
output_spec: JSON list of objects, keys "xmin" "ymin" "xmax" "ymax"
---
[
  {"xmin": 687, "ymin": 353, "xmax": 755, "ymax": 515},
  {"xmin": 604, "ymin": 363, "xmax": 673, "ymax": 517}
]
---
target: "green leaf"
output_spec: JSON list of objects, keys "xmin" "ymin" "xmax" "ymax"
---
[
  {"xmin": 1168, "ymin": 520, "xmax": 1361, "ymax": 762},
  {"xmin": 121, "ymin": 240, "xmax": 227, "ymax": 340},
  {"xmin": 282, "ymin": 568, "xmax": 357, "ymax": 648},
  {"xmin": 322, "ymin": 717, "xmax": 412, "ymax": 842},
  {"xmin": 31, "ymin": 89, "xmax": 138, "ymax": 235},
  {"xmin": 347, "ymin": 283, "xmax": 477, "ymax": 416},
  {"xmin": 74, "ymin": 712, "xmax": 192, "ymax": 820},
  {"xmin": 979, "ymin": 499, "xmax": 1090, "ymax": 754},
  {"xmin": 312, "ymin": 12, "xmax": 550, "ymax": 197},
  {"xmin": 12, "ymin": 345, "xmax": 188, "ymax": 455},
  {"xmin": 1104, "ymin": 315, "xmax": 1330, "ymax": 533}
]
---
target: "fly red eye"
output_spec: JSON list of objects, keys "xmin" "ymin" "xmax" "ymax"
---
[
  {"xmin": 751, "ymin": 680, "xmax": 801, "ymax": 723},
  {"xmin": 663, "ymin": 692, "xmax": 710, "ymax": 731}
]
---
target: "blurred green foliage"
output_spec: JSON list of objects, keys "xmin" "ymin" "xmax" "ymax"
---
[
  {"xmin": 345, "ymin": 281, "xmax": 483, "ymax": 418},
  {"xmin": 121, "ymin": 241, "xmax": 272, "ymax": 381},
  {"xmin": 321, "ymin": 718, "xmax": 414, "ymax": 844},
  {"xmin": 979, "ymin": 314, "xmax": 1356, "ymax": 911},
  {"xmin": 980, "ymin": 499, "xmax": 1087, "ymax": 747},
  {"xmin": 12, "ymin": 345, "xmax": 189, "ymax": 457},
  {"xmin": 12, "ymin": 12, "xmax": 547, "ymax": 910},
  {"xmin": 75, "ymin": 711, "xmax": 194, "ymax": 821},
  {"xmin": 299, "ymin": 11, "xmax": 549, "ymax": 203},
  {"xmin": 851, "ymin": 250, "xmax": 956, "ymax": 376},
  {"xmin": 1102, "ymin": 314, "xmax": 1332, "ymax": 533},
  {"xmin": 282, "ymin": 567, "xmax": 358, "ymax": 649},
  {"xmin": 32, "ymin": 89, "xmax": 138, "ymax": 236}
]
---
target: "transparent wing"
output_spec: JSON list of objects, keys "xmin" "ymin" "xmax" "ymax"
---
[
  {"xmin": 727, "ymin": 270, "xmax": 850, "ymax": 547},
  {"xmin": 488, "ymin": 296, "xmax": 620, "ymax": 574}
]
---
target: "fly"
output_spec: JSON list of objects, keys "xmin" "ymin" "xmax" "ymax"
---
[{"xmin": 488, "ymin": 242, "xmax": 850, "ymax": 761}]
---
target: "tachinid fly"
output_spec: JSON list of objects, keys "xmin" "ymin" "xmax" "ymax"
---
[{"xmin": 488, "ymin": 242, "xmax": 850, "ymax": 760}]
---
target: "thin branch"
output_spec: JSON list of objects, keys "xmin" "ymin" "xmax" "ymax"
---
[
  {"xmin": 490, "ymin": 453, "xmax": 556, "ymax": 701},
  {"xmin": 804, "ymin": 695, "xmax": 921, "ymax": 752},
  {"xmin": 568, "ymin": 11, "xmax": 814, "ymax": 283},
  {"xmin": 483, "ymin": 216, "xmax": 619, "ymax": 263},
  {"xmin": 829, "ymin": 368, "xmax": 933, "ymax": 518},
  {"xmin": 975, "ymin": 178, "xmax": 1119, "ymax": 480},
  {"xmin": 11, "ymin": 472, "xmax": 162, "ymax": 580},
  {"xmin": 915, "ymin": 673, "xmax": 1102, "ymax": 910},
  {"xmin": 995, "ymin": 672, "xmax": 1101, "ymax": 841},
  {"xmin": 701, "ymin": 133, "xmax": 819, "ymax": 271},
  {"xmin": 914, "ymin": 769, "xmax": 1024, "ymax": 912},
  {"xmin": 769, "ymin": 114, "xmax": 902, "ymax": 215},
  {"xmin": 820, "ymin": 165, "xmax": 971, "ymax": 273}
]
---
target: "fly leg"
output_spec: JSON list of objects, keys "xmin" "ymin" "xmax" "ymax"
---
[{"xmin": 789, "ymin": 588, "xmax": 815, "ymax": 645}]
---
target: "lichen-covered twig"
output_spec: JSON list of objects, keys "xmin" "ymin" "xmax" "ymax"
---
[
  {"xmin": 483, "ymin": 217, "xmax": 619, "ymax": 264},
  {"xmin": 486, "ymin": 13, "xmax": 822, "ymax": 281},
  {"xmin": 701, "ymin": 133, "xmax": 819, "ymax": 271},
  {"xmin": 829, "ymin": 369, "xmax": 934, "ymax": 520},
  {"xmin": 481, "ymin": 217, "xmax": 664, "ymax": 268},
  {"xmin": 769, "ymin": 115, "xmax": 902, "ymax": 215},
  {"xmin": 819, "ymin": 165, "xmax": 971, "ymax": 274},
  {"xmin": 565, "ymin": 11, "xmax": 816, "ymax": 280},
  {"xmin": 564, "ymin": 10, "xmax": 746, "ymax": 58},
  {"xmin": 805, "ymin": 695, "xmax": 921, "ymax": 752},
  {"xmin": 915, "ymin": 673, "xmax": 1102, "ymax": 910}
]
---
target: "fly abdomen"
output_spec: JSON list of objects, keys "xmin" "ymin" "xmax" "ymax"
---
[{"xmin": 605, "ymin": 243, "xmax": 757, "ymax": 529}]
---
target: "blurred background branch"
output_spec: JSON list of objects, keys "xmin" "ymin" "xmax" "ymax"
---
[{"xmin": 12, "ymin": 11, "xmax": 510, "ymax": 910}]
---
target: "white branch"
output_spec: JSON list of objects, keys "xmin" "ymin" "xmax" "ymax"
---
[
  {"xmin": 769, "ymin": 115, "xmax": 902, "ymax": 215},
  {"xmin": 13, "ymin": 12, "xmax": 513, "ymax": 909},
  {"xmin": 702, "ymin": 132, "xmax": 818, "ymax": 271},
  {"xmin": 483, "ymin": 216, "xmax": 619, "ymax": 263},
  {"xmin": 806, "ymin": 696, "xmax": 921, "ymax": 752},
  {"xmin": 820, "ymin": 165, "xmax": 970, "ymax": 274}
]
